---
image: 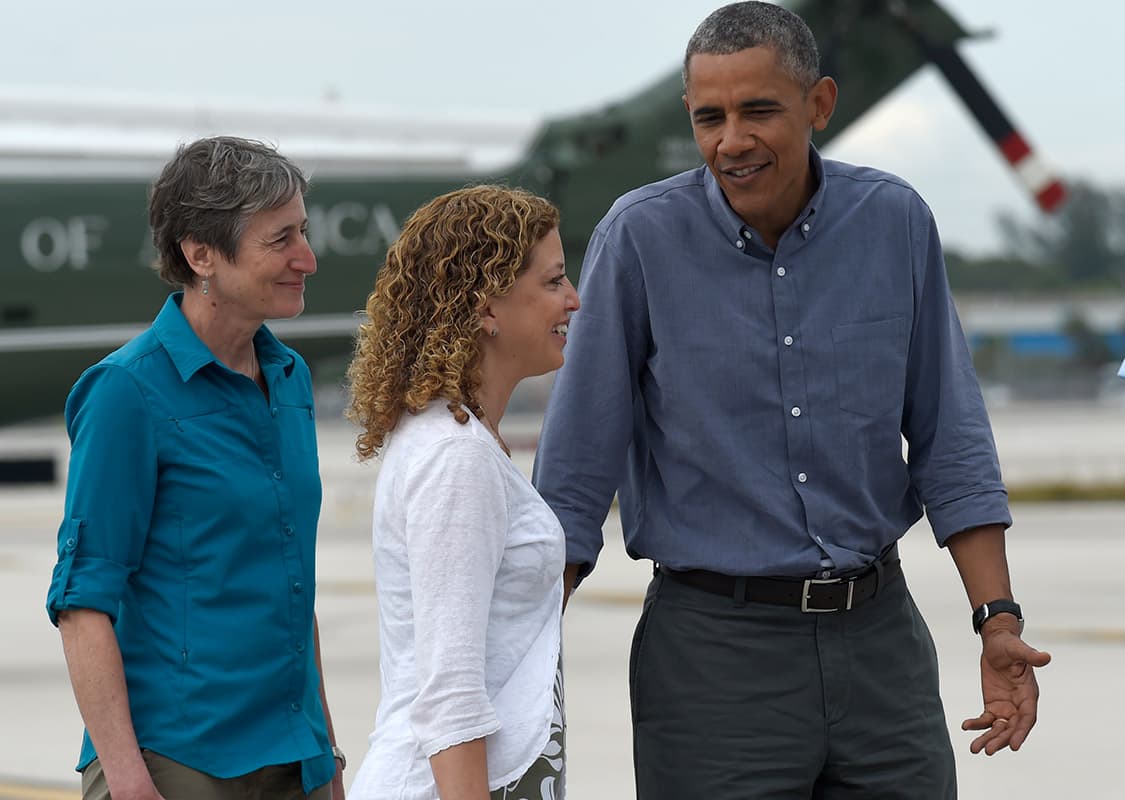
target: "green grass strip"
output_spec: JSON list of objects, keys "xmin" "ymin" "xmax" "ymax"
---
[{"xmin": 1008, "ymin": 482, "xmax": 1125, "ymax": 502}]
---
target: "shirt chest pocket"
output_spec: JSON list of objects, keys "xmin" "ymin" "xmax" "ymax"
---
[
  {"xmin": 163, "ymin": 406, "xmax": 247, "ymax": 465},
  {"xmin": 831, "ymin": 317, "xmax": 908, "ymax": 418},
  {"xmin": 274, "ymin": 402, "xmax": 317, "ymax": 456}
]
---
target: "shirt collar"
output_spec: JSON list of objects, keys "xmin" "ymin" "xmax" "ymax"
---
[
  {"xmin": 153, "ymin": 292, "xmax": 295, "ymax": 383},
  {"xmin": 703, "ymin": 145, "xmax": 825, "ymax": 249}
]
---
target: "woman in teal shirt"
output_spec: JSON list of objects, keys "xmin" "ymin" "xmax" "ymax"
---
[{"xmin": 47, "ymin": 137, "xmax": 343, "ymax": 800}]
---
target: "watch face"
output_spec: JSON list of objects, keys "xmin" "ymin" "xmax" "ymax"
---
[{"xmin": 973, "ymin": 600, "xmax": 1023, "ymax": 634}]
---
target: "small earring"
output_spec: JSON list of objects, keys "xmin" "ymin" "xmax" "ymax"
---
[
  {"xmin": 489, "ymin": 328, "xmax": 498, "ymax": 337},
  {"xmin": 201, "ymin": 277, "xmax": 210, "ymax": 296}
]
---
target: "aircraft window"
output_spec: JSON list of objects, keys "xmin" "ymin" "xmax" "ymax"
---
[
  {"xmin": 575, "ymin": 125, "xmax": 626, "ymax": 157},
  {"xmin": 1, "ymin": 305, "xmax": 33, "ymax": 325},
  {"xmin": 0, "ymin": 457, "xmax": 55, "ymax": 484}
]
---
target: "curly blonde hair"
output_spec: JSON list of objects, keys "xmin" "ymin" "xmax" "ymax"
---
[{"xmin": 346, "ymin": 185, "xmax": 560, "ymax": 460}]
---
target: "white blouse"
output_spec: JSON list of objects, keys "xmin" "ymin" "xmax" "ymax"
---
[{"xmin": 350, "ymin": 401, "xmax": 565, "ymax": 800}]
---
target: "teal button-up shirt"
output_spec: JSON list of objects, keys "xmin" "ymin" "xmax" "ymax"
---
[{"xmin": 47, "ymin": 293, "xmax": 334, "ymax": 792}]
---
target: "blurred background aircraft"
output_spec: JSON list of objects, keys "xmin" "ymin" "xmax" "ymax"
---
[{"xmin": 1, "ymin": 0, "xmax": 1121, "ymax": 435}]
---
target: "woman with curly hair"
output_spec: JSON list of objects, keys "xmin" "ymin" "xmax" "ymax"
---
[{"xmin": 346, "ymin": 185, "xmax": 579, "ymax": 800}]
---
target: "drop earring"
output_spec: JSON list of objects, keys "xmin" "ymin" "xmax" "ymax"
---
[
  {"xmin": 489, "ymin": 328, "xmax": 498, "ymax": 337},
  {"xmin": 201, "ymin": 277, "xmax": 210, "ymax": 296}
]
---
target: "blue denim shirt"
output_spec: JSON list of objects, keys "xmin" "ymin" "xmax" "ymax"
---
[
  {"xmin": 47, "ymin": 293, "xmax": 334, "ymax": 792},
  {"xmin": 533, "ymin": 150, "xmax": 1010, "ymax": 581}
]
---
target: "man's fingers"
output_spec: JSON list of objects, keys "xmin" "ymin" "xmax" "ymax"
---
[
  {"xmin": 1008, "ymin": 705, "xmax": 1039, "ymax": 751},
  {"xmin": 970, "ymin": 718, "xmax": 1014, "ymax": 755},
  {"xmin": 986, "ymin": 717, "xmax": 1019, "ymax": 755},
  {"xmin": 962, "ymin": 713, "xmax": 993, "ymax": 731},
  {"xmin": 1009, "ymin": 720, "xmax": 1033, "ymax": 751},
  {"xmin": 985, "ymin": 726, "xmax": 1014, "ymax": 755},
  {"xmin": 970, "ymin": 728, "xmax": 1001, "ymax": 754},
  {"xmin": 962, "ymin": 708, "xmax": 1005, "ymax": 731},
  {"xmin": 965, "ymin": 712, "xmax": 1038, "ymax": 754}
]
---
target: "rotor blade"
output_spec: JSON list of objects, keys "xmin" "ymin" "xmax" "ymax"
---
[{"xmin": 890, "ymin": 4, "xmax": 1066, "ymax": 213}]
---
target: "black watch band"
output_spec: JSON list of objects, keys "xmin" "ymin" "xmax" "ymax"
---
[{"xmin": 971, "ymin": 599, "xmax": 1023, "ymax": 634}]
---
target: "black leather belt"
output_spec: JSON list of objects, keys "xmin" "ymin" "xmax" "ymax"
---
[{"xmin": 658, "ymin": 548, "xmax": 901, "ymax": 612}]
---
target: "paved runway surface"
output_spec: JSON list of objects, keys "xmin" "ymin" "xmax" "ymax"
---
[{"xmin": 1, "ymin": 403, "xmax": 1122, "ymax": 798}]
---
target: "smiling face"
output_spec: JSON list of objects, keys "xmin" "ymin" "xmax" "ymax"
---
[
  {"xmin": 483, "ymin": 227, "xmax": 579, "ymax": 380},
  {"xmin": 684, "ymin": 46, "xmax": 836, "ymax": 245},
  {"xmin": 194, "ymin": 192, "xmax": 316, "ymax": 323}
]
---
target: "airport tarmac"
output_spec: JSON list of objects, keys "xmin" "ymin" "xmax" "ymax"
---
[{"xmin": 1, "ymin": 404, "xmax": 1122, "ymax": 799}]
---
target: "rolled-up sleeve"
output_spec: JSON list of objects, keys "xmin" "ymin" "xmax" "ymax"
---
[
  {"xmin": 533, "ymin": 226, "xmax": 650, "ymax": 581},
  {"xmin": 402, "ymin": 437, "xmax": 507, "ymax": 757},
  {"xmin": 46, "ymin": 364, "xmax": 157, "ymax": 625},
  {"xmin": 902, "ymin": 203, "xmax": 1011, "ymax": 544}
]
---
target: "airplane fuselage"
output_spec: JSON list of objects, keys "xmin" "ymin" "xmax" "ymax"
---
[{"xmin": 0, "ymin": 173, "xmax": 511, "ymax": 424}]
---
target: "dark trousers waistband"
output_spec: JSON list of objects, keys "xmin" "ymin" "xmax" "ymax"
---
[{"xmin": 658, "ymin": 545, "xmax": 901, "ymax": 612}]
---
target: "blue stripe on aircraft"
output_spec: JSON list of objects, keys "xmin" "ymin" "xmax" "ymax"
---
[{"xmin": 969, "ymin": 332, "xmax": 1125, "ymax": 358}]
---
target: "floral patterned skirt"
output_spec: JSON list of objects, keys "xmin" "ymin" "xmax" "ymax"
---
[{"xmin": 490, "ymin": 657, "xmax": 565, "ymax": 800}]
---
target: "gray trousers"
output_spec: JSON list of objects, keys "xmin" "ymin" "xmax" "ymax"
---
[
  {"xmin": 630, "ymin": 566, "xmax": 957, "ymax": 799},
  {"xmin": 81, "ymin": 750, "xmax": 332, "ymax": 800}
]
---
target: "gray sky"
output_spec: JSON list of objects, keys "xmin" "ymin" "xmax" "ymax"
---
[{"xmin": 4, "ymin": 0, "xmax": 1112, "ymax": 254}]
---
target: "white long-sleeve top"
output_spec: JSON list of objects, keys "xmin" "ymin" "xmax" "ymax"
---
[{"xmin": 350, "ymin": 401, "xmax": 564, "ymax": 800}]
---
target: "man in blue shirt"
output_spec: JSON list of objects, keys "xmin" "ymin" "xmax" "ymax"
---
[
  {"xmin": 534, "ymin": 3, "xmax": 1050, "ymax": 798},
  {"xmin": 47, "ymin": 138, "xmax": 344, "ymax": 799}
]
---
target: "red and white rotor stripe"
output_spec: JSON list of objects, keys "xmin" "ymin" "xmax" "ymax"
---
[{"xmin": 996, "ymin": 131, "xmax": 1066, "ymax": 212}]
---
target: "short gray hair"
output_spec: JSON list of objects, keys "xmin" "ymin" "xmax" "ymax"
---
[
  {"xmin": 683, "ymin": 2, "xmax": 820, "ymax": 91},
  {"xmin": 149, "ymin": 136, "xmax": 308, "ymax": 287}
]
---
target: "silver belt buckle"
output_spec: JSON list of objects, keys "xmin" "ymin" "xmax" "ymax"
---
[{"xmin": 801, "ymin": 577, "xmax": 855, "ymax": 613}]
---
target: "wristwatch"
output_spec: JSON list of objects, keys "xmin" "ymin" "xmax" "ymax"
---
[
  {"xmin": 971, "ymin": 599, "xmax": 1023, "ymax": 634},
  {"xmin": 331, "ymin": 745, "xmax": 346, "ymax": 770}
]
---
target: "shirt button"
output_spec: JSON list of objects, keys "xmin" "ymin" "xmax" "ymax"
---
[
  {"xmin": 292, "ymin": 582, "xmax": 303, "ymax": 594},
  {"xmin": 735, "ymin": 239, "xmax": 744, "ymax": 249},
  {"xmin": 290, "ymin": 702, "xmax": 301, "ymax": 712},
  {"xmin": 273, "ymin": 470, "xmax": 283, "ymax": 480},
  {"xmin": 791, "ymin": 406, "xmax": 802, "ymax": 417},
  {"xmin": 271, "ymin": 407, "xmax": 278, "ymax": 417},
  {"xmin": 65, "ymin": 537, "xmax": 77, "ymax": 550},
  {"xmin": 776, "ymin": 266, "xmax": 786, "ymax": 277},
  {"xmin": 798, "ymin": 472, "xmax": 808, "ymax": 483},
  {"xmin": 283, "ymin": 525, "xmax": 294, "ymax": 537},
  {"xmin": 783, "ymin": 335, "xmax": 794, "ymax": 346},
  {"xmin": 296, "ymin": 641, "xmax": 306, "ymax": 652},
  {"xmin": 802, "ymin": 222, "xmax": 811, "ymax": 232}
]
